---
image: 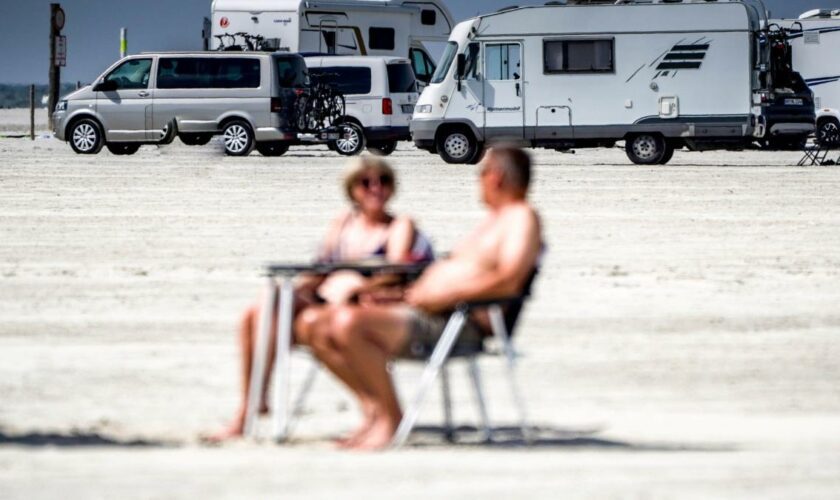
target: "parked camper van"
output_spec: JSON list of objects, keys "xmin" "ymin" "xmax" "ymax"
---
[
  {"xmin": 411, "ymin": 0, "xmax": 814, "ymax": 165},
  {"xmin": 53, "ymin": 52, "xmax": 308, "ymax": 156},
  {"xmin": 778, "ymin": 9, "xmax": 840, "ymax": 147},
  {"xmin": 304, "ymin": 55, "xmax": 418, "ymax": 155},
  {"xmin": 209, "ymin": 0, "xmax": 451, "ymax": 87}
]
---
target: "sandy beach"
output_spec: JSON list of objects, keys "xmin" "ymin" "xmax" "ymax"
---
[{"xmin": 1, "ymin": 111, "xmax": 839, "ymax": 498}]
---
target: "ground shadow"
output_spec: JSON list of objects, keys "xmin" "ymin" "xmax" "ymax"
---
[
  {"xmin": 406, "ymin": 424, "xmax": 736, "ymax": 452},
  {"xmin": 0, "ymin": 429, "xmax": 175, "ymax": 448}
]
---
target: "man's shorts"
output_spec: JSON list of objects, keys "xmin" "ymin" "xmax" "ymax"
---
[{"xmin": 400, "ymin": 307, "xmax": 485, "ymax": 360}]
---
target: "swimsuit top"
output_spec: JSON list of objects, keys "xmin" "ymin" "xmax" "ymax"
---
[{"xmin": 319, "ymin": 212, "xmax": 435, "ymax": 264}]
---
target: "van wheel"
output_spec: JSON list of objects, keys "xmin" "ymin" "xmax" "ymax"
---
[
  {"xmin": 626, "ymin": 134, "xmax": 666, "ymax": 165},
  {"xmin": 69, "ymin": 118, "xmax": 104, "ymax": 154},
  {"xmin": 817, "ymin": 118, "xmax": 840, "ymax": 147},
  {"xmin": 222, "ymin": 120, "xmax": 255, "ymax": 156},
  {"xmin": 367, "ymin": 140, "xmax": 397, "ymax": 156},
  {"xmin": 438, "ymin": 128, "xmax": 478, "ymax": 164},
  {"xmin": 106, "ymin": 143, "xmax": 141, "ymax": 155},
  {"xmin": 180, "ymin": 133, "xmax": 213, "ymax": 146},
  {"xmin": 658, "ymin": 142, "xmax": 675, "ymax": 165},
  {"xmin": 256, "ymin": 141, "xmax": 290, "ymax": 157},
  {"xmin": 334, "ymin": 122, "xmax": 366, "ymax": 156},
  {"xmin": 467, "ymin": 145, "xmax": 486, "ymax": 165}
]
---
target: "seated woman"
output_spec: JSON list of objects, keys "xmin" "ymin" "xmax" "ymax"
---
[{"xmin": 206, "ymin": 156, "xmax": 433, "ymax": 442}]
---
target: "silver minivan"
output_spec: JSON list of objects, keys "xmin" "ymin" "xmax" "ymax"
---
[{"xmin": 53, "ymin": 52, "xmax": 308, "ymax": 156}]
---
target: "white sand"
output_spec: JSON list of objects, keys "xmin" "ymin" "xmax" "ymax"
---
[{"xmin": 1, "ymin": 124, "xmax": 839, "ymax": 498}]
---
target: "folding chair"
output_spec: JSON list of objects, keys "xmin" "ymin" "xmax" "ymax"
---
[{"xmin": 798, "ymin": 143, "xmax": 830, "ymax": 166}]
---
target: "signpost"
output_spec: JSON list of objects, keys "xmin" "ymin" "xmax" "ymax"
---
[{"xmin": 48, "ymin": 3, "xmax": 65, "ymax": 130}]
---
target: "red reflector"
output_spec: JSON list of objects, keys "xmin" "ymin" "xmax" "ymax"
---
[
  {"xmin": 382, "ymin": 98, "xmax": 393, "ymax": 115},
  {"xmin": 294, "ymin": 88, "xmax": 306, "ymax": 96},
  {"xmin": 271, "ymin": 97, "xmax": 283, "ymax": 112}
]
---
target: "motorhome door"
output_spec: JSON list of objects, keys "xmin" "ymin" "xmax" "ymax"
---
[{"xmin": 483, "ymin": 42, "xmax": 524, "ymax": 140}]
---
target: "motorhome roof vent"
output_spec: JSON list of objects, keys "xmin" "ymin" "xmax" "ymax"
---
[
  {"xmin": 496, "ymin": 5, "xmax": 519, "ymax": 12},
  {"xmin": 799, "ymin": 9, "xmax": 840, "ymax": 20},
  {"xmin": 544, "ymin": 1, "xmax": 565, "ymax": 5}
]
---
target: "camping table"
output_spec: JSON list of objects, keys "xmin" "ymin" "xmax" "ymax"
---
[{"xmin": 243, "ymin": 261, "xmax": 430, "ymax": 442}]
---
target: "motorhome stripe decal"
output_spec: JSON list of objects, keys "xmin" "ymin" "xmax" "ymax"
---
[
  {"xmin": 786, "ymin": 26, "xmax": 840, "ymax": 40},
  {"xmin": 654, "ymin": 41, "xmax": 710, "ymax": 73},
  {"xmin": 663, "ymin": 53, "xmax": 705, "ymax": 60},
  {"xmin": 657, "ymin": 62, "xmax": 702, "ymax": 70},
  {"xmin": 805, "ymin": 75, "xmax": 840, "ymax": 87},
  {"xmin": 672, "ymin": 44, "xmax": 710, "ymax": 51}
]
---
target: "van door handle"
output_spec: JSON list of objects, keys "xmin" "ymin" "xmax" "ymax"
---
[
  {"xmin": 515, "ymin": 83, "xmax": 521, "ymax": 97},
  {"xmin": 138, "ymin": 91, "xmax": 150, "ymax": 98}
]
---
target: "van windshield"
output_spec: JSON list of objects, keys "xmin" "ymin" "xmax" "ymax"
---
[
  {"xmin": 431, "ymin": 42, "xmax": 458, "ymax": 84},
  {"xmin": 387, "ymin": 63, "xmax": 417, "ymax": 93}
]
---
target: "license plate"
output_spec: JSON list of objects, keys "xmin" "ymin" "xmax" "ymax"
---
[
  {"xmin": 401, "ymin": 104, "xmax": 414, "ymax": 114},
  {"xmin": 320, "ymin": 132, "xmax": 339, "ymax": 140},
  {"xmin": 785, "ymin": 98, "xmax": 804, "ymax": 106}
]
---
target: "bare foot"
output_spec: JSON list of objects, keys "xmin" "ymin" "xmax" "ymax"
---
[
  {"xmin": 200, "ymin": 420, "xmax": 245, "ymax": 444},
  {"xmin": 336, "ymin": 417, "xmax": 376, "ymax": 449},
  {"xmin": 350, "ymin": 417, "xmax": 398, "ymax": 451}
]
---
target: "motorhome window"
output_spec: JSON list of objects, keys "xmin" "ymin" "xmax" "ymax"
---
[
  {"xmin": 485, "ymin": 44, "xmax": 521, "ymax": 80},
  {"xmin": 431, "ymin": 42, "xmax": 458, "ymax": 84},
  {"xmin": 275, "ymin": 57, "xmax": 308, "ymax": 88},
  {"xmin": 410, "ymin": 49, "xmax": 431, "ymax": 83},
  {"xmin": 369, "ymin": 27, "xmax": 396, "ymax": 51},
  {"xmin": 105, "ymin": 59, "xmax": 152, "ymax": 90},
  {"xmin": 464, "ymin": 43, "xmax": 480, "ymax": 79},
  {"xmin": 157, "ymin": 58, "xmax": 260, "ymax": 89},
  {"xmin": 421, "ymin": 10, "xmax": 436, "ymax": 26},
  {"xmin": 309, "ymin": 66, "xmax": 372, "ymax": 94},
  {"xmin": 544, "ymin": 39, "xmax": 614, "ymax": 73},
  {"xmin": 387, "ymin": 63, "xmax": 417, "ymax": 93}
]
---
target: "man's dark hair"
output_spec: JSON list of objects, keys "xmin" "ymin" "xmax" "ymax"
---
[{"xmin": 489, "ymin": 145, "xmax": 532, "ymax": 192}]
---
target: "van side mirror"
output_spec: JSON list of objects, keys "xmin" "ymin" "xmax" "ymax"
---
[
  {"xmin": 456, "ymin": 53, "xmax": 466, "ymax": 91},
  {"xmin": 94, "ymin": 80, "xmax": 118, "ymax": 92}
]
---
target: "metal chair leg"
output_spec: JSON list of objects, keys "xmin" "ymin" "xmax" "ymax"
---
[
  {"xmin": 244, "ymin": 278, "xmax": 278, "ymax": 438},
  {"xmin": 287, "ymin": 356, "xmax": 319, "ymax": 436},
  {"xmin": 488, "ymin": 305, "xmax": 533, "ymax": 444},
  {"xmin": 272, "ymin": 278, "xmax": 295, "ymax": 442},
  {"xmin": 441, "ymin": 364, "xmax": 454, "ymax": 442},
  {"xmin": 390, "ymin": 309, "xmax": 468, "ymax": 448},
  {"xmin": 467, "ymin": 356, "xmax": 492, "ymax": 442}
]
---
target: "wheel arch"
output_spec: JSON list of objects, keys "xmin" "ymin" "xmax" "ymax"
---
[{"xmin": 65, "ymin": 112, "xmax": 104, "ymax": 140}]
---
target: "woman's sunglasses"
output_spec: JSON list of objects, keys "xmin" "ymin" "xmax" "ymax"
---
[{"xmin": 358, "ymin": 174, "xmax": 394, "ymax": 189}]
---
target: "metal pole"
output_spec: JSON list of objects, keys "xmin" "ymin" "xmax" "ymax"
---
[
  {"xmin": 120, "ymin": 28, "xmax": 127, "ymax": 58},
  {"xmin": 29, "ymin": 85, "xmax": 35, "ymax": 141},
  {"xmin": 48, "ymin": 4, "xmax": 60, "ymax": 130}
]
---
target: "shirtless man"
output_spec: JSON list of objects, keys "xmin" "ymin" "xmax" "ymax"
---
[{"xmin": 295, "ymin": 145, "xmax": 542, "ymax": 450}]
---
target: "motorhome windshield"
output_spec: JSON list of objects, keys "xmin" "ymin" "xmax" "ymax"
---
[{"xmin": 431, "ymin": 41, "xmax": 458, "ymax": 84}]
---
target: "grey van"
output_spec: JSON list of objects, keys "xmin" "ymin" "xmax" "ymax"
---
[{"xmin": 53, "ymin": 52, "xmax": 308, "ymax": 156}]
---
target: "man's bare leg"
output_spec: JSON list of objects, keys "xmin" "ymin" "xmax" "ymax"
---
[{"xmin": 326, "ymin": 306, "xmax": 411, "ymax": 450}]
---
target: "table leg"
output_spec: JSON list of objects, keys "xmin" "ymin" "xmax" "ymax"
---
[
  {"xmin": 272, "ymin": 278, "xmax": 295, "ymax": 442},
  {"xmin": 244, "ymin": 278, "xmax": 277, "ymax": 438}
]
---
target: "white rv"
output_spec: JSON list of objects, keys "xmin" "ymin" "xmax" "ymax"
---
[
  {"xmin": 411, "ymin": 0, "xmax": 811, "ymax": 165},
  {"xmin": 209, "ymin": 0, "xmax": 452, "ymax": 85},
  {"xmin": 777, "ymin": 9, "xmax": 840, "ymax": 147}
]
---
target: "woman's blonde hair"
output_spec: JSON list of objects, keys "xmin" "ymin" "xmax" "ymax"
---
[{"xmin": 342, "ymin": 155, "xmax": 397, "ymax": 201}]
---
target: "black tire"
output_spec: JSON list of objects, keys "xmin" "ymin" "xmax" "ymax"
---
[
  {"xmin": 180, "ymin": 133, "xmax": 213, "ymax": 146},
  {"xmin": 437, "ymin": 128, "xmax": 478, "ymax": 164},
  {"xmin": 68, "ymin": 118, "xmax": 105, "ymax": 154},
  {"xmin": 817, "ymin": 118, "xmax": 840, "ymax": 148},
  {"xmin": 106, "ymin": 143, "xmax": 141, "ymax": 155},
  {"xmin": 467, "ymin": 145, "xmax": 486, "ymax": 165},
  {"xmin": 658, "ymin": 142, "xmax": 676, "ymax": 165},
  {"xmin": 256, "ymin": 141, "xmax": 290, "ymax": 157},
  {"xmin": 333, "ymin": 122, "xmax": 366, "ymax": 156},
  {"xmin": 626, "ymin": 133, "xmax": 666, "ymax": 165},
  {"xmin": 222, "ymin": 120, "xmax": 255, "ymax": 156},
  {"xmin": 367, "ymin": 140, "xmax": 397, "ymax": 156},
  {"xmin": 767, "ymin": 135, "xmax": 808, "ymax": 151}
]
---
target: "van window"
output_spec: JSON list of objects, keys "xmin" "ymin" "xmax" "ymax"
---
[
  {"xmin": 486, "ymin": 44, "xmax": 521, "ymax": 80},
  {"xmin": 544, "ymin": 39, "xmax": 614, "ymax": 73},
  {"xmin": 387, "ymin": 63, "xmax": 417, "ymax": 93},
  {"xmin": 464, "ymin": 43, "xmax": 480, "ymax": 79},
  {"xmin": 275, "ymin": 56, "xmax": 308, "ymax": 88},
  {"xmin": 157, "ymin": 58, "xmax": 261, "ymax": 89},
  {"xmin": 410, "ymin": 49, "xmax": 437, "ymax": 84},
  {"xmin": 431, "ymin": 42, "xmax": 457, "ymax": 84},
  {"xmin": 309, "ymin": 66, "xmax": 372, "ymax": 95},
  {"xmin": 369, "ymin": 27, "xmax": 395, "ymax": 51},
  {"xmin": 104, "ymin": 58, "xmax": 152, "ymax": 90}
]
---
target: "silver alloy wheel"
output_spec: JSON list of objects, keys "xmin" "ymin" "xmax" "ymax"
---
[
  {"xmin": 337, "ymin": 124, "xmax": 361, "ymax": 154},
  {"xmin": 72, "ymin": 123, "xmax": 98, "ymax": 152},
  {"xmin": 444, "ymin": 132, "xmax": 470, "ymax": 160},
  {"xmin": 224, "ymin": 124, "xmax": 249, "ymax": 154},
  {"xmin": 631, "ymin": 135, "xmax": 660, "ymax": 162}
]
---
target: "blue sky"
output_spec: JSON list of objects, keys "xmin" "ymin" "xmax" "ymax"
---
[{"xmin": 2, "ymin": 0, "xmax": 839, "ymax": 84}]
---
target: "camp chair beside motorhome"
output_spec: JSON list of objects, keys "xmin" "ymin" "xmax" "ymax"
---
[{"xmin": 410, "ymin": 0, "xmax": 816, "ymax": 165}]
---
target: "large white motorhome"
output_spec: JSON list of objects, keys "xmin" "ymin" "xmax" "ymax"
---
[
  {"xmin": 209, "ymin": 0, "xmax": 452, "ymax": 85},
  {"xmin": 411, "ymin": 0, "xmax": 813, "ymax": 165},
  {"xmin": 777, "ymin": 9, "xmax": 840, "ymax": 146}
]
